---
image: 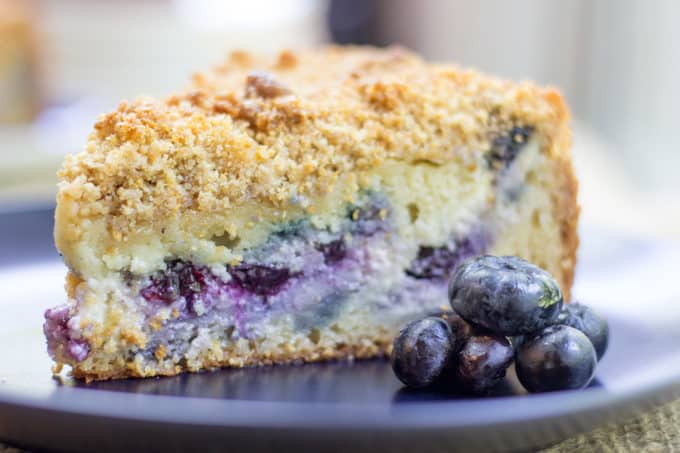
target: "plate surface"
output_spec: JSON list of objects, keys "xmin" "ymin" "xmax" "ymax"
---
[{"xmin": 1, "ymin": 208, "xmax": 679, "ymax": 452}]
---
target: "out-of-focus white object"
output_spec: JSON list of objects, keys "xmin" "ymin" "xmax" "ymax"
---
[
  {"xmin": 585, "ymin": 0, "xmax": 680, "ymax": 191},
  {"xmin": 40, "ymin": 0, "xmax": 329, "ymax": 101},
  {"xmin": 175, "ymin": 0, "xmax": 320, "ymax": 30},
  {"xmin": 572, "ymin": 122, "xmax": 680, "ymax": 238},
  {"xmin": 376, "ymin": 0, "xmax": 680, "ymax": 193},
  {"xmin": 376, "ymin": 0, "xmax": 589, "ymax": 117},
  {"xmin": 0, "ymin": 0, "xmax": 329, "ymax": 203}
]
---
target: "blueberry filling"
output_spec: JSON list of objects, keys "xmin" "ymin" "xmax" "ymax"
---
[
  {"xmin": 43, "ymin": 305, "xmax": 90, "ymax": 362},
  {"xmin": 486, "ymin": 125, "xmax": 533, "ymax": 170},
  {"xmin": 229, "ymin": 263, "xmax": 293, "ymax": 296},
  {"xmin": 316, "ymin": 239, "xmax": 347, "ymax": 264},
  {"xmin": 139, "ymin": 195, "xmax": 391, "ymax": 312},
  {"xmin": 46, "ymin": 192, "xmax": 501, "ymax": 365},
  {"xmin": 140, "ymin": 261, "xmax": 294, "ymax": 312},
  {"xmin": 140, "ymin": 195, "xmax": 391, "ymax": 301},
  {"xmin": 406, "ymin": 230, "xmax": 490, "ymax": 280},
  {"xmin": 140, "ymin": 273, "xmax": 179, "ymax": 303},
  {"xmin": 141, "ymin": 261, "xmax": 212, "ymax": 313}
]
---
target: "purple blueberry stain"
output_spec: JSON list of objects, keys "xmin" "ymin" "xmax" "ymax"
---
[
  {"xmin": 43, "ymin": 305, "xmax": 90, "ymax": 362},
  {"xmin": 140, "ymin": 272, "xmax": 179, "ymax": 303},
  {"xmin": 67, "ymin": 339, "xmax": 90, "ymax": 362},
  {"xmin": 228, "ymin": 263, "xmax": 293, "ymax": 296},
  {"xmin": 134, "ymin": 196, "xmax": 395, "ymax": 347},
  {"xmin": 44, "ymin": 305, "xmax": 70, "ymax": 354},
  {"xmin": 140, "ymin": 261, "xmax": 217, "ymax": 314},
  {"xmin": 141, "ymin": 260, "xmax": 297, "ymax": 318},
  {"xmin": 316, "ymin": 238, "xmax": 347, "ymax": 264},
  {"xmin": 406, "ymin": 229, "xmax": 491, "ymax": 280}
]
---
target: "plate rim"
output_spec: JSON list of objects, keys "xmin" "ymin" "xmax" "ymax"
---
[
  {"xmin": 1, "ymin": 207, "xmax": 680, "ymax": 452},
  {"xmin": 1, "ymin": 369, "xmax": 679, "ymax": 430}
]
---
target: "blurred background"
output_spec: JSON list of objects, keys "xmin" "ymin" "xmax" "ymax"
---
[{"xmin": 0, "ymin": 0, "xmax": 678, "ymax": 236}]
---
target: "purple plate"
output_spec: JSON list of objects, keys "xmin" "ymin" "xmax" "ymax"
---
[{"xmin": 0, "ymin": 207, "xmax": 679, "ymax": 452}]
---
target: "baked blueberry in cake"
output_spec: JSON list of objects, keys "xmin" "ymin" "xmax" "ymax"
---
[{"xmin": 45, "ymin": 46, "xmax": 578, "ymax": 380}]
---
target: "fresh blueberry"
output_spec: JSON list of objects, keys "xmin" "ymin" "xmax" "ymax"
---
[
  {"xmin": 453, "ymin": 331, "xmax": 514, "ymax": 394},
  {"xmin": 406, "ymin": 232, "xmax": 489, "ymax": 280},
  {"xmin": 516, "ymin": 325, "xmax": 597, "ymax": 393},
  {"xmin": 511, "ymin": 335, "xmax": 526, "ymax": 353},
  {"xmin": 229, "ymin": 263, "xmax": 292, "ymax": 296},
  {"xmin": 554, "ymin": 302, "xmax": 609, "ymax": 361},
  {"xmin": 391, "ymin": 317, "xmax": 454, "ymax": 388},
  {"xmin": 427, "ymin": 309, "xmax": 473, "ymax": 353},
  {"xmin": 449, "ymin": 255, "xmax": 563, "ymax": 335}
]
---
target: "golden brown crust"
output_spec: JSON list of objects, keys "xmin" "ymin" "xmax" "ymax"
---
[
  {"xmin": 544, "ymin": 92, "xmax": 579, "ymax": 301},
  {"xmin": 56, "ymin": 45, "xmax": 570, "ymax": 248},
  {"xmin": 69, "ymin": 335, "xmax": 393, "ymax": 382},
  {"xmin": 556, "ymin": 157, "xmax": 579, "ymax": 302}
]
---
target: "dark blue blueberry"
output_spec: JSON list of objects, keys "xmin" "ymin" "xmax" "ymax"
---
[
  {"xmin": 406, "ymin": 232, "xmax": 489, "ymax": 280},
  {"xmin": 391, "ymin": 317, "xmax": 454, "ymax": 388},
  {"xmin": 486, "ymin": 125, "xmax": 533, "ymax": 170},
  {"xmin": 449, "ymin": 255, "xmax": 563, "ymax": 335},
  {"xmin": 229, "ymin": 263, "xmax": 292, "ymax": 296},
  {"xmin": 516, "ymin": 325, "xmax": 597, "ymax": 393},
  {"xmin": 176, "ymin": 264, "xmax": 211, "ymax": 311},
  {"xmin": 140, "ymin": 272, "xmax": 180, "ymax": 303},
  {"xmin": 452, "ymin": 331, "xmax": 514, "ymax": 394},
  {"xmin": 427, "ymin": 310, "xmax": 472, "ymax": 353},
  {"xmin": 176, "ymin": 263, "xmax": 206, "ymax": 294},
  {"xmin": 316, "ymin": 239, "xmax": 347, "ymax": 264},
  {"xmin": 554, "ymin": 302, "xmax": 609, "ymax": 361},
  {"xmin": 140, "ymin": 261, "xmax": 211, "ymax": 313},
  {"xmin": 511, "ymin": 335, "xmax": 526, "ymax": 353}
]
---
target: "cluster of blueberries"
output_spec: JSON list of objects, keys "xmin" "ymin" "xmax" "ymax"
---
[{"xmin": 391, "ymin": 255, "xmax": 609, "ymax": 394}]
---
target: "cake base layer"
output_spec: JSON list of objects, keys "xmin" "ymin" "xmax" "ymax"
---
[{"xmin": 71, "ymin": 331, "xmax": 395, "ymax": 381}]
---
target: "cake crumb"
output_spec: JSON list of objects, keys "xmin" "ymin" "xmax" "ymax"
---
[
  {"xmin": 149, "ymin": 318, "xmax": 163, "ymax": 332},
  {"xmin": 245, "ymin": 71, "xmax": 292, "ymax": 99},
  {"xmin": 352, "ymin": 209, "xmax": 360, "ymax": 221},
  {"xmin": 154, "ymin": 344, "xmax": 167, "ymax": 361},
  {"xmin": 51, "ymin": 362, "xmax": 64, "ymax": 375}
]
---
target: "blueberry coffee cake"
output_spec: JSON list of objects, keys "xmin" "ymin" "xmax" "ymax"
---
[{"xmin": 45, "ymin": 46, "xmax": 578, "ymax": 380}]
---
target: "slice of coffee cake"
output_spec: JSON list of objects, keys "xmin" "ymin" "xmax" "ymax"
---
[{"xmin": 45, "ymin": 46, "xmax": 578, "ymax": 381}]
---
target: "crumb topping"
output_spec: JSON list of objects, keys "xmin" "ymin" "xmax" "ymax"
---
[{"xmin": 57, "ymin": 46, "xmax": 568, "ymax": 239}]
